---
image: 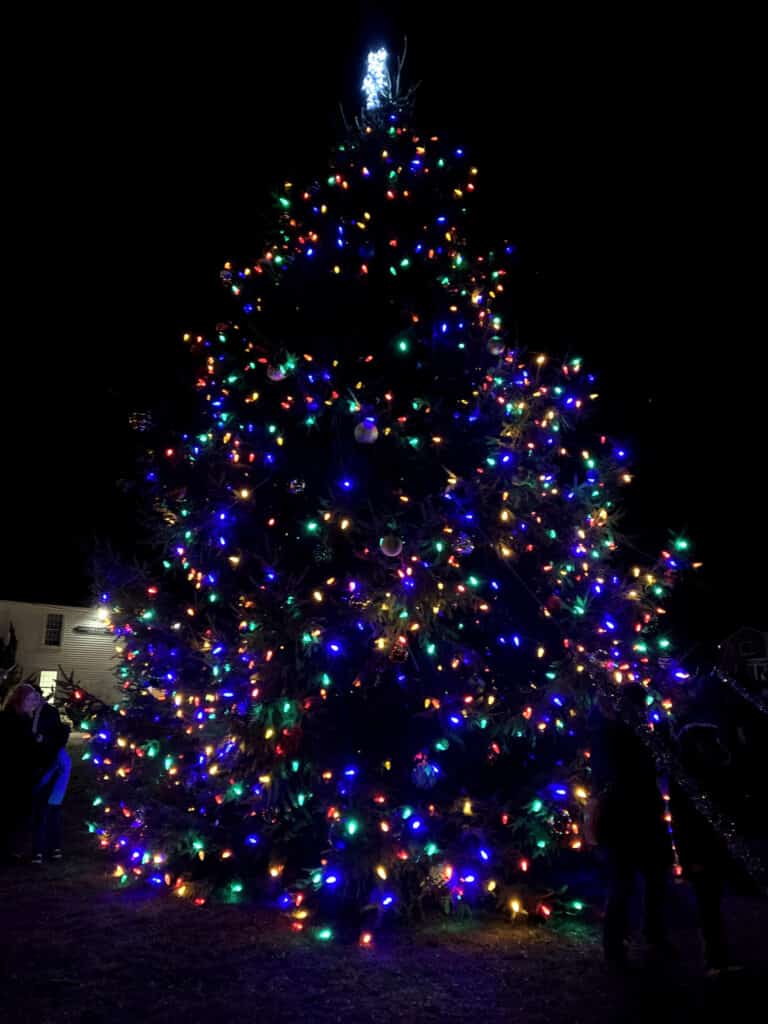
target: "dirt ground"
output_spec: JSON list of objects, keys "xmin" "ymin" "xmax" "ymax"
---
[{"xmin": 1, "ymin": 760, "xmax": 766, "ymax": 1024}]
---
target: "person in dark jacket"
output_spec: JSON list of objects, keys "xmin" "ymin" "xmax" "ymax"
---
[
  {"xmin": 669, "ymin": 723, "xmax": 735, "ymax": 974},
  {"xmin": 588, "ymin": 684, "xmax": 673, "ymax": 965},
  {"xmin": 0, "ymin": 687, "xmax": 37, "ymax": 863},
  {"xmin": 11, "ymin": 683, "xmax": 71, "ymax": 862}
]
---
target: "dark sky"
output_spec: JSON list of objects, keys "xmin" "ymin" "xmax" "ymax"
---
[{"xmin": 3, "ymin": 6, "xmax": 764, "ymax": 653}]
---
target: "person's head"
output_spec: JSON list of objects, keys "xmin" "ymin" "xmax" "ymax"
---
[
  {"xmin": 619, "ymin": 682, "xmax": 650, "ymax": 713},
  {"xmin": 594, "ymin": 683, "xmax": 648, "ymax": 721},
  {"xmin": 678, "ymin": 722, "xmax": 729, "ymax": 774},
  {"xmin": 3, "ymin": 682, "xmax": 44, "ymax": 717}
]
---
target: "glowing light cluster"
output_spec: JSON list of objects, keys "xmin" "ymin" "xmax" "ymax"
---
[{"xmin": 362, "ymin": 48, "xmax": 389, "ymax": 110}]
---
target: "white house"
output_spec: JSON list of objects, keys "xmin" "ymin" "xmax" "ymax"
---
[{"xmin": 0, "ymin": 599, "xmax": 119, "ymax": 703}]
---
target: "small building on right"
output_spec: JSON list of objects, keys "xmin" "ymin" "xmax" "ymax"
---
[{"xmin": 720, "ymin": 626, "xmax": 768, "ymax": 690}]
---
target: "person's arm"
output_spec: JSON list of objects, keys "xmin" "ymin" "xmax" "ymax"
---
[
  {"xmin": 583, "ymin": 713, "xmax": 613, "ymax": 845},
  {"xmin": 588, "ymin": 715, "xmax": 615, "ymax": 795},
  {"xmin": 34, "ymin": 705, "xmax": 70, "ymax": 769}
]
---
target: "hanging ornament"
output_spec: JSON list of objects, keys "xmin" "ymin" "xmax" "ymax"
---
[
  {"xmin": 287, "ymin": 478, "xmax": 306, "ymax": 495},
  {"xmin": 412, "ymin": 759, "xmax": 441, "ymax": 789},
  {"xmin": 379, "ymin": 534, "xmax": 403, "ymax": 558},
  {"xmin": 128, "ymin": 410, "xmax": 152, "ymax": 432},
  {"xmin": 428, "ymin": 862, "xmax": 451, "ymax": 886},
  {"xmin": 313, "ymin": 544, "xmax": 333, "ymax": 564},
  {"xmin": 501, "ymin": 423, "xmax": 523, "ymax": 443},
  {"xmin": 354, "ymin": 418, "xmax": 379, "ymax": 444},
  {"xmin": 487, "ymin": 338, "xmax": 506, "ymax": 356},
  {"xmin": 159, "ymin": 505, "xmax": 178, "ymax": 526},
  {"xmin": 454, "ymin": 533, "xmax": 475, "ymax": 556},
  {"xmin": 267, "ymin": 364, "xmax": 287, "ymax": 382},
  {"xmin": 279, "ymin": 726, "xmax": 303, "ymax": 756},
  {"xmin": 388, "ymin": 640, "xmax": 409, "ymax": 663}
]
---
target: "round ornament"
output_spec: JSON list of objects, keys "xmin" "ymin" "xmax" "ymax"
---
[
  {"xmin": 412, "ymin": 759, "xmax": 441, "ymax": 789},
  {"xmin": 454, "ymin": 532, "xmax": 475, "ymax": 556},
  {"xmin": 354, "ymin": 419, "xmax": 379, "ymax": 444},
  {"xmin": 379, "ymin": 534, "xmax": 403, "ymax": 558}
]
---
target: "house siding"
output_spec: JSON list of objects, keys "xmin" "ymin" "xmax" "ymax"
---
[{"xmin": 0, "ymin": 600, "xmax": 119, "ymax": 703}]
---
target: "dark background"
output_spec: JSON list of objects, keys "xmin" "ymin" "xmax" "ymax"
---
[{"xmin": 3, "ymin": 5, "xmax": 764, "ymax": 656}]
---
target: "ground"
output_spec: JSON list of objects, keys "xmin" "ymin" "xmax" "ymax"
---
[{"xmin": 2, "ymin": 755, "xmax": 766, "ymax": 1024}]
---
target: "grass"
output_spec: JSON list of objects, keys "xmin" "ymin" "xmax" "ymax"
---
[{"xmin": 1, "ymin": 757, "xmax": 766, "ymax": 1023}]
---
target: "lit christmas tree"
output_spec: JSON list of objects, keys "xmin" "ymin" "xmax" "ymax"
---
[{"xmin": 75, "ymin": 49, "xmax": 695, "ymax": 937}]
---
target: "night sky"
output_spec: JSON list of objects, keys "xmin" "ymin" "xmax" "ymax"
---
[{"xmin": 4, "ymin": 6, "xmax": 764, "ymax": 655}]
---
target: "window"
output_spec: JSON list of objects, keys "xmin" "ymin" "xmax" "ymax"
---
[
  {"xmin": 39, "ymin": 670, "xmax": 58, "ymax": 702},
  {"xmin": 44, "ymin": 613, "xmax": 63, "ymax": 647}
]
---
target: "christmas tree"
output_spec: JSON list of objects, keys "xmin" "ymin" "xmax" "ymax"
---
[{"xmin": 76, "ymin": 49, "xmax": 694, "ymax": 936}]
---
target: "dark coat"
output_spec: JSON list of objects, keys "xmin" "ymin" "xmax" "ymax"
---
[
  {"xmin": 30, "ymin": 703, "xmax": 70, "ymax": 780},
  {"xmin": 669, "ymin": 728, "xmax": 732, "ymax": 874},
  {"xmin": 0, "ymin": 709, "xmax": 37, "ymax": 832},
  {"xmin": 669, "ymin": 780, "xmax": 729, "ymax": 873},
  {"xmin": 590, "ymin": 711, "xmax": 672, "ymax": 865}
]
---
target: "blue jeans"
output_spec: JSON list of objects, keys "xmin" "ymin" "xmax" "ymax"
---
[
  {"xmin": 34, "ymin": 748, "xmax": 71, "ymax": 855},
  {"xmin": 37, "ymin": 747, "xmax": 71, "ymax": 806}
]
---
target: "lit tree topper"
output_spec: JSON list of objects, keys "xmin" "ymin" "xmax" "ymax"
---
[{"xmin": 362, "ymin": 48, "xmax": 390, "ymax": 110}]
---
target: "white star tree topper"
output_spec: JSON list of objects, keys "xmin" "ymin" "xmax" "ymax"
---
[{"xmin": 362, "ymin": 48, "xmax": 391, "ymax": 110}]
